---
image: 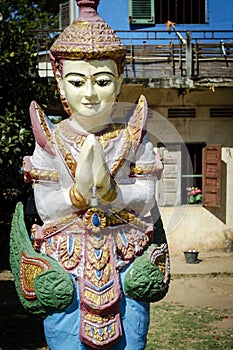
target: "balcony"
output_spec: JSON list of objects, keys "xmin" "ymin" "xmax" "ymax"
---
[{"xmin": 34, "ymin": 29, "xmax": 233, "ymax": 88}]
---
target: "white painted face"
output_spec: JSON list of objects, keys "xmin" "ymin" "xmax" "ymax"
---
[{"xmin": 57, "ymin": 59, "xmax": 123, "ymax": 132}]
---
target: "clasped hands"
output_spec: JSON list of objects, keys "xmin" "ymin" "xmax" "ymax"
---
[{"xmin": 70, "ymin": 135, "xmax": 117, "ymax": 209}]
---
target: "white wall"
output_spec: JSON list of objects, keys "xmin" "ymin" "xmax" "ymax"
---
[
  {"xmin": 159, "ymin": 147, "xmax": 233, "ymax": 256},
  {"xmin": 119, "ymin": 85, "xmax": 233, "ymax": 254}
]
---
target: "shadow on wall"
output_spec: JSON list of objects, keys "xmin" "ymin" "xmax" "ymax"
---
[
  {"xmin": 204, "ymin": 159, "xmax": 226, "ymax": 224},
  {"xmin": 204, "ymin": 160, "xmax": 233, "ymax": 252},
  {"xmin": 222, "ymin": 228, "xmax": 233, "ymax": 251}
]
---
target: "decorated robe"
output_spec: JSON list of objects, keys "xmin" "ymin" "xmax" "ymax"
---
[{"xmin": 16, "ymin": 95, "xmax": 169, "ymax": 350}]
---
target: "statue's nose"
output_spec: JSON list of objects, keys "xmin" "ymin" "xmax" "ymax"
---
[{"xmin": 84, "ymin": 79, "xmax": 97, "ymax": 99}]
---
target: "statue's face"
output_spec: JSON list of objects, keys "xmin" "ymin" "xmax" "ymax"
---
[{"xmin": 57, "ymin": 59, "xmax": 123, "ymax": 130}]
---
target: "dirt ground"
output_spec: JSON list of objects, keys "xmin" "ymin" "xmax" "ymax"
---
[
  {"xmin": 163, "ymin": 274, "xmax": 233, "ymax": 311},
  {"xmin": 0, "ymin": 269, "xmax": 232, "ymax": 350}
]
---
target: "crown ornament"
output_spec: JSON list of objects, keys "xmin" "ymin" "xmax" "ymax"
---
[
  {"xmin": 76, "ymin": 0, "xmax": 99, "ymax": 16},
  {"xmin": 50, "ymin": 0, "xmax": 126, "ymax": 74}
]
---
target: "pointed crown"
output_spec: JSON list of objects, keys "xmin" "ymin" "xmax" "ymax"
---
[{"xmin": 50, "ymin": 0, "xmax": 126, "ymax": 75}]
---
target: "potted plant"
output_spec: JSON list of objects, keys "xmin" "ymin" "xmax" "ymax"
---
[{"xmin": 186, "ymin": 187, "xmax": 202, "ymax": 204}]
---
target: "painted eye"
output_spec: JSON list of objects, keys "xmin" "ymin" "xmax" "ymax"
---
[
  {"xmin": 69, "ymin": 80, "xmax": 84, "ymax": 87},
  {"xmin": 96, "ymin": 79, "xmax": 111, "ymax": 87}
]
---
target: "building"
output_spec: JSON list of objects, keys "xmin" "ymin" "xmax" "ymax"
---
[{"xmin": 38, "ymin": 0, "xmax": 233, "ymax": 255}]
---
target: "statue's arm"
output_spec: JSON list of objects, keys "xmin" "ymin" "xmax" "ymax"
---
[
  {"xmin": 26, "ymin": 143, "xmax": 87, "ymax": 223},
  {"xmin": 111, "ymin": 135, "xmax": 158, "ymax": 216}
]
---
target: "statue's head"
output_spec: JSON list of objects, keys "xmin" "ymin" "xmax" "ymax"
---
[{"xmin": 50, "ymin": 0, "xmax": 126, "ymax": 118}]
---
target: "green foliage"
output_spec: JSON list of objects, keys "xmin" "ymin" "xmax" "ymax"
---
[
  {"xmin": 186, "ymin": 187, "xmax": 202, "ymax": 204},
  {"xmin": 0, "ymin": 1, "xmax": 58, "ymax": 115},
  {"xmin": 0, "ymin": 110, "xmax": 33, "ymax": 191},
  {"xmin": 0, "ymin": 0, "xmax": 59, "ymax": 201}
]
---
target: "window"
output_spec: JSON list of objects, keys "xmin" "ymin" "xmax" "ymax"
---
[
  {"xmin": 155, "ymin": 0, "xmax": 206, "ymax": 24},
  {"xmin": 156, "ymin": 143, "xmax": 222, "ymax": 207},
  {"xmin": 128, "ymin": 0, "xmax": 155, "ymax": 24},
  {"xmin": 156, "ymin": 143, "xmax": 182, "ymax": 206},
  {"xmin": 168, "ymin": 108, "xmax": 196, "ymax": 118},
  {"xmin": 44, "ymin": 0, "xmax": 65, "ymax": 13},
  {"xmin": 210, "ymin": 108, "xmax": 233, "ymax": 118},
  {"xmin": 59, "ymin": 1, "xmax": 69, "ymax": 30},
  {"xmin": 181, "ymin": 143, "xmax": 205, "ymax": 204}
]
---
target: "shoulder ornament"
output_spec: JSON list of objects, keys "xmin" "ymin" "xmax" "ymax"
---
[
  {"xmin": 30, "ymin": 101, "xmax": 55, "ymax": 156},
  {"xmin": 128, "ymin": 95, "xmax": 148, "ymax": 152}
]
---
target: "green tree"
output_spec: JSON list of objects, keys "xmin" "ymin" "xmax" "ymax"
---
[{"xmin": 0, "ymin": 0, "xmax": 59, "ymax": 207}]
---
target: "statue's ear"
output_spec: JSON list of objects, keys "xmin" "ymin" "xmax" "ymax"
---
[
  {"xmin": 55, "ymin": 72, "xmax": 65, "ymax": 96},
  {"xmin": 116, "ymin": 74, "xmax": 124, "ymax": 96}
]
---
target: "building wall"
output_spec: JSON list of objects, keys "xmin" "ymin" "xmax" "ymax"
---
[
  {"xmin": 119, "ymin": 85, "xmax": 233, "ymax": 255},
  {"xmin": 98, "ymin": 0, "xmax": 233, "ymax": 31},
  {"xmin": 160, "ymin": 147, "xmax": 233, "ymax": 256},
  {"xmin": 119, "ymin": 86, "xmax": 233, "ymax": 147}
]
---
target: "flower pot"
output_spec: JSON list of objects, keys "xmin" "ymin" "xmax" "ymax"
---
[{"xmin": 184, "ymin": 250, "xmax": 199, "ymax": 264}]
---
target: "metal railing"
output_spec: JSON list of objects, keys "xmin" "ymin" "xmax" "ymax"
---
[{"xmin": 33, "ymin": 29, "xmax": 233, "ymax": 79}]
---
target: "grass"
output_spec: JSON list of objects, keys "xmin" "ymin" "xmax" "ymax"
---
[{"xmin": 146, "ymin": 302, "xmax": 233, "ymax": 349}]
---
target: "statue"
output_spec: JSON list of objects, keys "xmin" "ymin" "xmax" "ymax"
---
[{"xmin": 10, "ymin": 1, "xmax": 170, "ymax": 349}]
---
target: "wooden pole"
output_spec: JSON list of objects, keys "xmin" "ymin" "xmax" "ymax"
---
[{"xmin": 186, "ymin": 31, "xmax": 193, "ymax": 78}]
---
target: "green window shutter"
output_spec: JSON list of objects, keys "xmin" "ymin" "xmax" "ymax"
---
[
  {"xmin": 128, "ymin": 0, "xmax": 155, "ymax": 24},
  {"xmin": 59, "ymin": 1, "xmax": 70, "ymax": 30}
]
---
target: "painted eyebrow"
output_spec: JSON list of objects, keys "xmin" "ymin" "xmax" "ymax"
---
[
  {"xmin": 64, "ymin": 71, "xmax": 116, "ymax": 78},
  {"xmin": 64, "ymin": 73, "xmax": 85, "ymax": 78},
  {"xmin": 93, "ymin": 72, "xmax": 116, "ymax": 77}
]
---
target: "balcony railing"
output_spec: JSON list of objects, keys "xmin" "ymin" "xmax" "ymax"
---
[{"xmin": 34, "ymin": 29, "xmax": 233, "ymax": 80}]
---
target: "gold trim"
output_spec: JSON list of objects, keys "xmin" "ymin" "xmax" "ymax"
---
[
  {"xmin": 110, "ymin": 125, "xmax": 131, "ymax": 177},
  {"xmin": 59, "ymin": 235, "xmax": 82, "ymax": 270},
  {"xmin": 130, "ymin": 163, "xmax": 160, "ymax": 176},
  {"xmin": 35, "ymin": 103, "xmax": 53, "ymax": 146},
  {"xmin": 29, "ymin": 168, "xmax": 59, "ymax": 182},
  {"xmin": 84, "ymin": 312, "xmax": 117, "ymax": 343},
  {"xmin": 20, "ymin": 252, "xmax": 50, "ymax": 300},
  {"xmin": 70, "ymin": 184, "xmax": 89, "ymax": 210}
]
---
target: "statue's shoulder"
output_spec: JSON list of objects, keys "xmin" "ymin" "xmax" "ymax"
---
[
  {"xmin": 127, "ymin": 95, "xmax": 148, "ymax": 151},
  {"xmin": 29, "ymin": 101, "xmax": 55, "ymax": 156}
]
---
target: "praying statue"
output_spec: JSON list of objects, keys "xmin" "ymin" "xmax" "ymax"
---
[{"xmin": 10, "ymin": 1, "xmax": 170, "ymax": 349}]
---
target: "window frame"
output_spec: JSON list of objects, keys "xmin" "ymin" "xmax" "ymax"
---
[
  {"xmin": 154, "ymin": 0, "xmax": 207, "ymax": 25},
  {"xmin": 157, "ymin": 143, "xmax": 221, "ymax": 207}
]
